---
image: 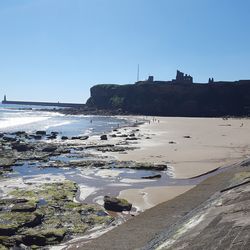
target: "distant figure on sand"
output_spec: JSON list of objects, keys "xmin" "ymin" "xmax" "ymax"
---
[{"xmin": 240, "ymin": 123, "xmax": 243, "ymax": 127}]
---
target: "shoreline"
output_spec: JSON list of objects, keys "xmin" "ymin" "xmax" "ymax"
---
[{"xmin": 0, "ymin": 112, "xmax": 249, "ymax": 249}]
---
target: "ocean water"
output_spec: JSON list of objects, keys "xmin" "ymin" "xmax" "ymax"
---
[{"xmin": 0, "ymin": 104, "xmax": 128, "ymax": 136}]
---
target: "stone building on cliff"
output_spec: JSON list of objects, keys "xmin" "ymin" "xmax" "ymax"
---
[{"xmin": 172, "ymin": 70, "xmax": 193, "ymax": 84}]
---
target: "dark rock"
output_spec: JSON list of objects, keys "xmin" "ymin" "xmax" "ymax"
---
[
  {"xmin": 47, "ymin": 135, "xmax": 57, "ymax": 140},
  {"xmin": 36, "ymin": 131, "xmax": 46, "ymax": 136},
  {"xmin": 22, "ymin": 213, "xmax": 43, "ymax": 228},
  {"xmin": 129, "ymin": 133, "xmax": 135, "ymax": 137},
  {"xmin": 154, "ymin": 164, "xmax": 168, "ymax": 171},
  {"xmin": 13, "ymin": 131, "xmax": 26, "ymax": 136},
  {"xmin": 126, "ymin": 137, "xmax": 138, "ymax": 141},
  {"xmin": 71, "ymin": 136, "xmax": 81, "ymax": 140},
  {"xmin": 141, "ymin": 174, "xmax": 161, "ymax": 179},
  {"xmin": 51, "ymin": 131, "xmax": 59, "ymax": 135},
  {"xmin": 119, "ymin": 134, "xmax": 128, "ymax": 138},
  {"xmin": 32, "ymin": 135, "xmax": 42, "ymax": 140},
  {"xmin": 104, "ymin": 196, "xmax": 132, "ymax": 212},
  {"xmin": 183, "ymin": 135, "xmax": 191, "ymax": 138},
  {"xmin": 169, "ymin": 141, "xmax": 176, "ymax": 144},
  {"xmin": 12, "ymin": 143, "xmax": 32, "ymax": 152},
  {"xmin": 2, "ymin": 136, "xmax": 16, "ymax": 142},
  {"xmin": 0, "ymin": 225, "xmax": 19, "ymax": 236},
  {"xmin": 100, "ymin": 135, "xmax": 108, "ymax": 140},
  {"xmin": 61, "ymin": 136, "xmax": 68, "ymax": 140},
  {"xmin": 22, "ymin": 228, "xmax": 66, "ymax": 246},
  {"xmin": 42, "ymin": 146, "xmax": 57, "ymax": 152},
  {"xmin": 0, "ymin": 198, "xmax": 28, "ymax": 205},
  {"xmin": 71, "ymin": 135, "xmax": 89, "ymax": 140},
  {"xmin": 11, "ymin": 203, "xmax": 37, "ymax": 212}
]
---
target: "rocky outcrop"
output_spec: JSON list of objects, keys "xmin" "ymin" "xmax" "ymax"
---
[
  {"xmin": 22, "ymin": 228, "xmax": 66, "ymax": 246},
  {"xmin": 104, "ymin": 196, "xmax": 132, "ymax": 212}
]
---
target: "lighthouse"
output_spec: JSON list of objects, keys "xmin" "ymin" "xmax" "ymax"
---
[{"xmin": 3, "ymin": 95, "xmax": 6, "ymax": 102}]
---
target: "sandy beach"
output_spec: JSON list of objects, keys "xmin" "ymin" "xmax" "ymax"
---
[
  {"xmin": 109, "ymin": 117, "xmax": 250, "ymax": 178},
  {"xmin": 105, "ymin": 116, "xmax": 250, "ymax": 210}
]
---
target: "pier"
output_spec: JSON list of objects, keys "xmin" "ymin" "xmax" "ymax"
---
[{"xmin": 2, "ymin": 95, "xmax": 84, "ymax": 108}]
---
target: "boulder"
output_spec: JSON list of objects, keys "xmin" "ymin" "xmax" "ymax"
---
[
  {"xmin": 61, "ymin": 136, "xmax": 68, "ymax": 140},
  {"xmin": 47, "ymin": 135, "xmax": 57, "ymax": 140},
  {"xmin": 13, "ymin": 131, "xmax": 26, "ymax": 136},
  {"xmin": 12, "ymin": 143, "xmax": 32, "ymax": 152},
  {"xmin": 36, "ymin": 131, "xmax": 46, "ymax": 136},
  {"xmin": 104, "ymin": 196, "xmax": 132, "ymax": 212},
  {"xmin": 100, "ymin": 135, "xmax": 108, "ymax": 140},
  {"xmin": 22, "ymin": 228, "xmax": 66, "ymax": 246},
  {"xmin": 141, "ymin": 174, "xmax": 161, "ymax": 179},
  {"xmin": 31, "ymin": 135, "xmax": 42, "ymax": 140},
  {"xmin": 42, "ymin": 146, "xmax": 57, "ymax": 152}
]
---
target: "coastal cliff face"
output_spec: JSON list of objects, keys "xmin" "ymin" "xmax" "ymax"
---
[{"xmin": 86, "ymin": 81, "xmax": 250, "ymax": 117}]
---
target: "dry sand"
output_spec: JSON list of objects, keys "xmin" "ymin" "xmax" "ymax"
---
[
  {"xmin": 110, "ymin": 117, "xmax": 250, "ymax": 179},
  {"xmin": 108, "ymin": 117, "xmax": 250, "ymax": 210}
]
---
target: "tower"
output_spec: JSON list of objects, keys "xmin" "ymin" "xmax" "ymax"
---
[{"xmin": 3, "ymin": 95, "xmax": 6, "ymax": 102}]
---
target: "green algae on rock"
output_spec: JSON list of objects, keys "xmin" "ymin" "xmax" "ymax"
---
[{"xmin": 0, "ymin": 180, "xmax": 113, "ymax": 248}]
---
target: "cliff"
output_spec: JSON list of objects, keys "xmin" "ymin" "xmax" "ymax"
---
[{"xmin": 86, "ymin": 81, "xmax": 250, "ymax": 117}]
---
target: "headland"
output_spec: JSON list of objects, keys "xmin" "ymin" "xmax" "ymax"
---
[{"xmin": 87, "ymin": 70, "xmax": 250, "ymax": 117}]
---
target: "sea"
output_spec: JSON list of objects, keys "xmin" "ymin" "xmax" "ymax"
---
[{"xmin": 0, "ymin": 103, "xmax": 128, "ymax": 136}]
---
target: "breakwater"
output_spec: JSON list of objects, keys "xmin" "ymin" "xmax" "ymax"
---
[{"xmin": 2, "ymin": 99, "xmax": 85, "ymax": 108}]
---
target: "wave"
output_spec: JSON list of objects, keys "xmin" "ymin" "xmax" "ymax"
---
[
  {"xmin": 0, "ymin": 116, "xmax": 50, "ymax": 129},
  {"xmin": 44, "ymin": 121, "xmax": 73, "ymax": 130}
]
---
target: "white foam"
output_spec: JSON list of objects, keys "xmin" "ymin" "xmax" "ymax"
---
[
  {"xmin": 95, "ymin": 169, "xmax": 123, "ymax": 178},
  {"xmin": 0, "ymin": 116, "xmax": 49, "ymax": 129},
  {"xmin": 108, "ymin": 183, "xmax": 131, "ymax": 187},
  {"xmin": 78, "ymin": 185, "xmax": 99, "ymax": 201},
  {"xmin": 23, "ymin": 174, "xmax": 66, "ymax": 184},
  {"xmin": 120, "ymin": 178, "xmax": 156, "ymax": 184},
  {"xmin": 44, "ymin": 121, "xmax": 73, "ymax": 129}
]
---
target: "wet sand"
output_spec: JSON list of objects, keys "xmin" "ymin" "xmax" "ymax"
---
[
  {"xmin": 118, "ymin": 185, "xmax": 194, "ymax": 212},
  {"xmin": 100, "ymin": 116, "xmax": 250, "ymax": 211}
]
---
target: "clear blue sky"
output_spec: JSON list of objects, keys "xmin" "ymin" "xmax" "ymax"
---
[{"xmin": 0, "ymin": 0, "xmax": 249, "ymax": 103}]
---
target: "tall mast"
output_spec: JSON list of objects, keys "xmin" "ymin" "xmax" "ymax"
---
[{"xmin": 137, "ymin": 64, "xmax": 140, "ymax": 82}]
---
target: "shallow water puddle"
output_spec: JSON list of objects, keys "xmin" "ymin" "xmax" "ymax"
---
[{"xmin": 9, "ymin": 162, "xmax": 187, "ymax": 205}]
